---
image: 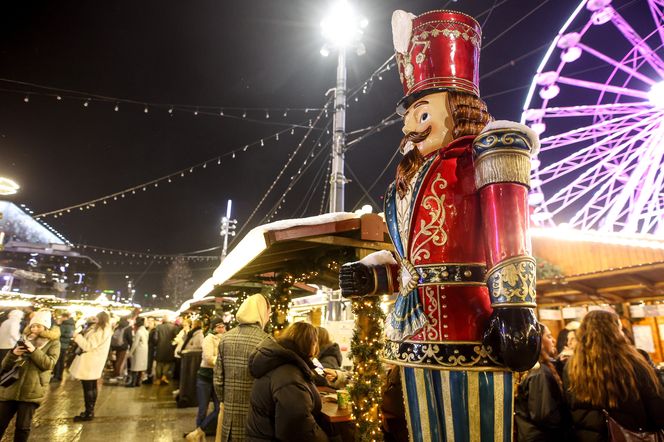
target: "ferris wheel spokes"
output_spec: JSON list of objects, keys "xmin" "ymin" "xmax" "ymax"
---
[{"xmin": 540, "ymin": 117, "xmax": 657, "ymax": 218}]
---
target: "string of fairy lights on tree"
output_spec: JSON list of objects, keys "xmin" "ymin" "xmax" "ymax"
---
[
  {"xmin": 34, "ymin": 121, "xmax": 316, "ymax": 219},
  {"xmin": 349, "ymin": 295, "xmax": 385, "ymax": 442},
  {"xmin": 268, "ymin": 276, "xmax": 293, "ymax": 335}
]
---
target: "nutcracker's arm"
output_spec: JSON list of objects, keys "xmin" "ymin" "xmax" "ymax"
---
[
  {"xmin": 339, "ymin": 250, "xmax": 400, "ymax": 297},
  {"xmin": 473, "ymin": 120, "xmax": 541, "ymax": 371}
]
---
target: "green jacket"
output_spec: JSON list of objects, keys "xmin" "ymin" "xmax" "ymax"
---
[{"xmin": 0, "ymin": 336, "xmax": 61, "ymax": 404}]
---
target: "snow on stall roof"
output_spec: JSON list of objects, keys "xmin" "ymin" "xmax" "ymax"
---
[{"xmin": 190, "ymin": 212, "xmax": 360, "ymax": 302}]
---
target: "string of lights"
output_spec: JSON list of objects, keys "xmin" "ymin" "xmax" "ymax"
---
[
  {"xmin": 263, "ymin": 137, "xmax": 331, "ymax": 223},
  {"xmin": 262, "ymin": 115, "xmax": 335, "ymax": 223},
  {"xmin": 34, "ymin": 120, "xmax": 314, "ymax": 219},
  {"xmin": 292, "ymin": 154, "xmax": 331, "ymax": 218},
  {"xmin": 319, "ymin": 156, "xmax": 333, "ymax": 215},
  {"xmin": 232, "ymin": 98, "xmax": 334, "ymax": 240},
  {"xmin": 72, "ymin": 243, "xmax": 218, "ymax": 261},
  {"xmin": 0, "ymin": 78, "xmax": 322, "ymax": 124}
]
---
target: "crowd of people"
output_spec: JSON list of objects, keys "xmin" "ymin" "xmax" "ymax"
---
[
  {"xmin": 515, "ymin": 310, "xmax": 664, "ymax": 441},
  {"xmin": 0, "ymin": 301, "xmax": 663, "ymax": 442}
]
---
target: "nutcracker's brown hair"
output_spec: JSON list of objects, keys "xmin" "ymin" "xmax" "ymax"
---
[
  {"xmin": 566, "ymin": 310, "xmax": 662, "ymax": 408},
  {"xmin": 395, "ymin": 90, "xmax": 492, "ymax": 198}
]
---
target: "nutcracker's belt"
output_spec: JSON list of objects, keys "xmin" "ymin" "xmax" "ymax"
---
[{"xmin": 415, "ymin": 263, "xmax": 486, "ymax": 286}]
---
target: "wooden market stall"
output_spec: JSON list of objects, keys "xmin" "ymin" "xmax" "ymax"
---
[
  {"xmin": 189, "ymin": 212, "xmax": 393, "ymax": 318},
  {"xmin": 531, "ymin": 227, "xmax": 664, "ymax": 363}
]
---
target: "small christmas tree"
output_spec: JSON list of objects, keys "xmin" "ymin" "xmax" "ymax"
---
[{"xmin": 162, "ymin": 256, "xmax": 194, "ymax": 308}]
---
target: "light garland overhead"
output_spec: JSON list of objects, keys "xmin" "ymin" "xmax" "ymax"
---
[
  {"xmin": 34, "ymin": 122, "xmax": 316, "ymax": 219},
  {"xmin": 73, "ymin": 243, "xmax": 218, "ymax": 262},
  {"xmin": 0, "ymin": 78, "xmax": 322, "ymax": 127}
]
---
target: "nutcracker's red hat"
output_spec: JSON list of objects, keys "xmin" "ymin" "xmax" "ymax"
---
[{"xmin": 392, "ymin": 9, "xmax": 482, "ymax": 115}]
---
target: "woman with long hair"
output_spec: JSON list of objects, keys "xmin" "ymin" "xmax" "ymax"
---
[
  {"xmin": 515, "ymin": 324, "xmax": 568, "ymax": 441},
  {"xmin": 69, "ymin": 311, "xmax": 112, "ymax": 421},
  {"xmin": 246, "ymin": 322, "xmax": 329, "ymax": 442},
  {"xmin": 564, "ymin": 310, "xmax": 664, "ymax": 441}
]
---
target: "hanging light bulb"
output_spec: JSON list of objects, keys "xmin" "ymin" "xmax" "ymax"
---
[
  {"xmin": 242, "ymin": 110, "xmax": 247, "ymax": 118},
  {"xmin": 260, "ymin": 139, "xmax": 264, "ymax": 146},
  {"xmin": 219, "ymin": 110, "xmax": 224, "ymax": 116},
  {"xmin": 217, "ymin": 158, "xmax": 221, "ymax": 165},
  {"xmin": 114, "ymin": 104, "xmax": 119, "ymax": 111},
  {"xmin": 23, "ymin": 95, "xmax": 29, "ymax": 103},
  {"xmin": 56, "ymin": 95, "xmax": 62, "ymax": 100},
  {"xmin": 283, "ymin": 110, "xmax": 288, "ymax": 117},
  {"xmin": 144, "ymin": 106, "xmax": 149, "ymax": 113},
  {"xmin": 83, "ymin": 100, "xmax": 90, "ymax": 107},
  {"xmin": 168, "ymin": 107, "xmax": 174, "ymax": 114},
  {"xmin": 265, "ymin": 110, "xmax": 270, "ymax": 119}
]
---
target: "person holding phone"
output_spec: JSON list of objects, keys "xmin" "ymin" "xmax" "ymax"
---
[{"xmin": 0, "ymin": 310, "xmax": 60, "ymax": 441}]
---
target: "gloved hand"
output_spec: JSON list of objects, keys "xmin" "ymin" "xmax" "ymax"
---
[
  {"xmin": 339, "ymin": 261, "xmax": 375, "ymax": 297},
  {"xmin": 482, "ymin": 307, "xmax": 541, "ymax": 372}
]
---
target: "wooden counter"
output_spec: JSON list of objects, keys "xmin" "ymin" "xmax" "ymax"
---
[{"xmin": 321, "ymin": 396, "xmax": 352, "ymax": 423}]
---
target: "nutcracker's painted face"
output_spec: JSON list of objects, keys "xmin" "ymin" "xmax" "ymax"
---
[{"xmin": 402, "ymin": 91, "xmax": 454, "ymax": 157}]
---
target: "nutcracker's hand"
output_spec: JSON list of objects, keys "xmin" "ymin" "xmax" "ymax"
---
[
  {"xmin": 339, "ymin": 262, "xmax": 375, "ymax": 297},
  {"xmin": 482, "ymin": 307, "xmax": 541, "ymax": 372}
]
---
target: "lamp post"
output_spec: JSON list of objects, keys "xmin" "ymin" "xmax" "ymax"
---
[
  {"xmin": 220, "ymin": 199, "xmax": 237, "ymax": 261},
  {"xmin": 0, "ymin": 177, "xmax": 19, "ymax": 196},
  {"xmin": 320, "ymin": 0, "xmax": 367, "ymax": 213}
]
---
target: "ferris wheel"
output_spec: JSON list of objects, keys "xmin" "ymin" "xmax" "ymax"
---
[{"xmin": 521, "ymin": 0, "xmax": 664, "ymax": 235}]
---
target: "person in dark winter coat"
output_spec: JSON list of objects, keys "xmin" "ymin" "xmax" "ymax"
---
[
  {"xmin": 153, "ymin": 316, "xmax": 179, "ymax": 385},
  {"xmin": 564, "ymin": 310, "xmax": 664, "ymax": 442},
  {"xmin": 247, "ymin": 322, "xmax": 330, "ymax": 442},
  {"xmin": 316, "ymin": 327, "xmax": 342, "ymax": 370},
  {"xmin": 515, "ymin": 324, "xmax": 569, "ymax": 442},
  {"xmin": 52, "ymin": 312, "xmax": 75, "ymax": 382},
  {"xmin": 381, "ymin": 365, "xmax": 408, "ymax": 442}
]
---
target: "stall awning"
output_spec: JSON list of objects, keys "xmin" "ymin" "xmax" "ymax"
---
[
  {"xmin": 537, "ymin": 261, "xmax": 664, "ymax": 304},
  {"xmin": 191, "ymin": 212, "xmax": 392, "ymax": 301}
]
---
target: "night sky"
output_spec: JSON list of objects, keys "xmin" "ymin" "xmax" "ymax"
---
[{"xmin": 0, "ymin": 0, "xmax": 646, "ymax": 304}]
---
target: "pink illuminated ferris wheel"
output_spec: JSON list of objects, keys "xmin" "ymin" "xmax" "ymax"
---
[{"xmin": 521, "ymin": 0, "xmax": 664, "ymax": 234}]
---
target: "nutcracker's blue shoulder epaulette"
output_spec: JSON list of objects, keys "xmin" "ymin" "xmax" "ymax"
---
[{"xmin": 472, "ymin": 120, "xmax": 540, "ymax": 189}]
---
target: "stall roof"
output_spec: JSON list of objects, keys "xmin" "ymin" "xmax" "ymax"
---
[
  {"xmin": 191, "ymin": 212, "xmax": 392, "ymax": 301},
  {"xmin": 537, "ymin": 261, "xmax": 664, "ymax": 305}
]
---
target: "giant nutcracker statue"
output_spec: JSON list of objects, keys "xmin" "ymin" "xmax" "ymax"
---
[{"xmin": 339, "ymin": 9, "xmax": 542, "ymax": 442}]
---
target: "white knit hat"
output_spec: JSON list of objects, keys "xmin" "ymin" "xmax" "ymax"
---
[{"xmin": 29, "ymin": 310, "xmax": 52, "ymax": 329}]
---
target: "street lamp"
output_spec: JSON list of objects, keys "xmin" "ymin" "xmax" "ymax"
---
[
  {"xmin": 0, "ymin": 177, "xmax": 19, "ymax": 196},
  {"xmin": 320, "ymin": 0, "xmax": 367, "ymax": 213},
  {"xmin": 220, "ymin": 199, "xmax": 237, "ymax": 261}
]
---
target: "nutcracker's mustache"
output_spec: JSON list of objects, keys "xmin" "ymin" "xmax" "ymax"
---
[
  {"xmin": 399, "ymin": 126, "xmax": 432, "ymax": 154},
  {"xmin": 395, "ymin": 126, "xmax": 431, "ymax": 198}
]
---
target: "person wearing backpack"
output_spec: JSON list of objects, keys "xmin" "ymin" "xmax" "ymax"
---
[{"xmin": 110, "ymin": 317, "xmax": 131, "ymax": 383}]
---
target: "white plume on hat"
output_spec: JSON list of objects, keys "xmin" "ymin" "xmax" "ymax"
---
[
  {"xmin": 392, "ymin": 10, "xmax": 416, "ymax": 54},
  {"xmin": 29, "ymin": 310, "xmax": 52, "ymax": 329}
]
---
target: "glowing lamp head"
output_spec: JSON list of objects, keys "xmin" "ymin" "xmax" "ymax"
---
[
  {"xmin": 321, "ymin": 0, "xmax": 366, "ymax": 48},
  {"xmin": 648, "ymin": 81, "xmax": 664, "ymax": 108},
  {"xmin": 0, "ymin": 177, "xmax": 19, "ymax": 195}
]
